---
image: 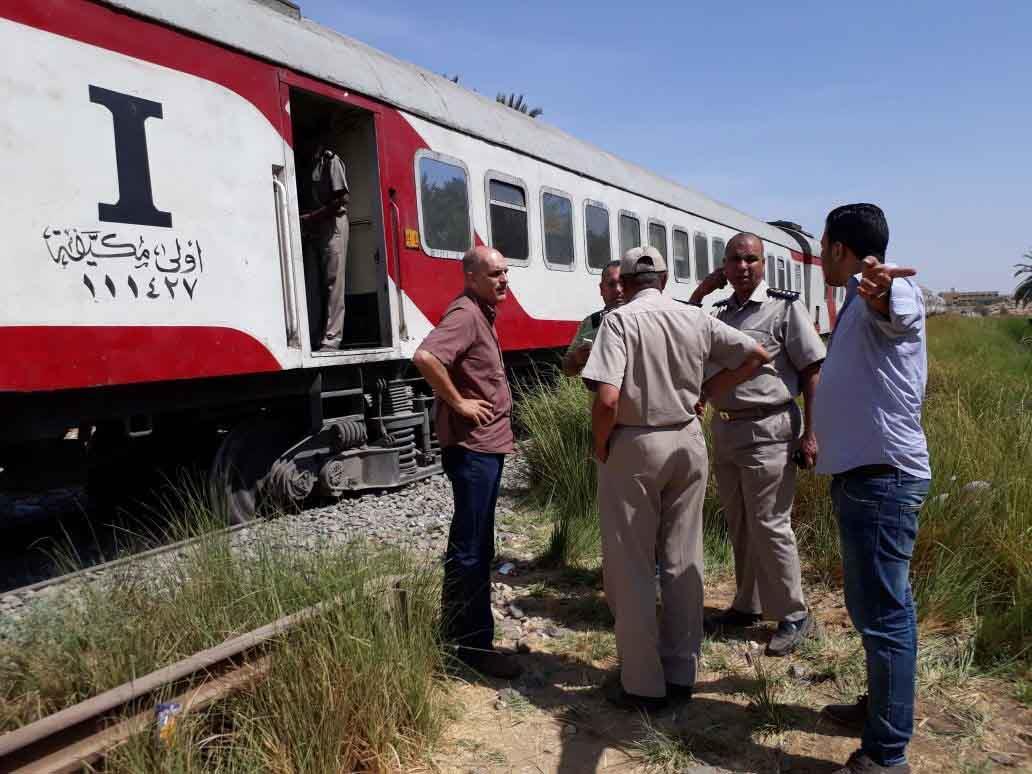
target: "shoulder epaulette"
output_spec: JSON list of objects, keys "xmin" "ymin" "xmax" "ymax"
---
[
  {"xmin": 767, "ymin": 288, "xmax": 800, "ymax": 301},
  {"xmin": 589, "ymin": 310, "xmax": 605, "ymax": 328},
  {"xmin": 712, "ymin": 298, "xmax": 730, "ymax": 308}
]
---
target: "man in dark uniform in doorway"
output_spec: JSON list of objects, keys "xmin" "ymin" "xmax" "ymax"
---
[{"xmin": 301, "ymin": 133, "xmax": 350, "ymax": 351}]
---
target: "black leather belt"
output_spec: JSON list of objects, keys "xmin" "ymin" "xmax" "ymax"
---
[
  {"xmin": 840, "ymin": 464, "xmax": 898, "ymax": 478},
  {"xmin": 717, "ymin": 401, "xmax": 793, "ymax": 422}
]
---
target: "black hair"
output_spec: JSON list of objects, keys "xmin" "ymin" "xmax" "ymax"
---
[{"xmin": 825, "ymin": 203, "xmax": 889, "ymax": 261}]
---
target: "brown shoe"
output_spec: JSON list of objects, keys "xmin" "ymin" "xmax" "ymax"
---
[
  {"xmin": 822, "ymin": 695, "xmax": 868, "ymax": 728},
  {"xmin": 456, "ymin": 648, "xmax": 523, "ymax": 680},
  {"xmin": 832, "ymin": 750, "xmax": 910, "ymax": 773}
]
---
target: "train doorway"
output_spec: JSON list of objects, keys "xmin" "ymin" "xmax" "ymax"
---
[{"xmin": 288, "ymin": 89, "xmax": 391, "ymax": 352}]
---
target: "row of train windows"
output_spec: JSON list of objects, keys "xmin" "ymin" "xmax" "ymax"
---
[{"xmin": 416, "ymin": 151, "xmax": 804, "ymax": 292}]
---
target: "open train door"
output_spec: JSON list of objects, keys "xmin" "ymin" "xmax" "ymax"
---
[{"xmin": 276, "ymin": 73, "xmax": 396, "ymax": 359}]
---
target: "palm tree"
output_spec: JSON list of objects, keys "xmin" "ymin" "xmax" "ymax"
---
[
  {"xmin": 496, "ymin": 92, "xmax": 543, "ymax": 118},
  {"xmin": 1014, "ymin": 249, "xmax": 1032, "ymax": 307}
]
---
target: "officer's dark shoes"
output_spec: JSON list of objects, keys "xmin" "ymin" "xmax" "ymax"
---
[
  {"xmin": 765, "ymin": 612, "xmax": 815, "ymax": 656},
  {"xmin": 822, "ymin": 694, "xmax": 869, "ymax": 729},
  {"xmin": 832, "ymin": 750, "xmax": 910, "ymax": 774},
  {"xmin": 602, "ymin": 674, "xmax": 667, "ymax": 713},
  {"xmin": 455, "ymin": 647, "xmax": 523, "ymax": 680},
  {"xmin": 665, "ymin": 682, "xmax": 694, "ymax": 704},
  {"xmin": 704, "ymin": 607, "xmax": 762, "ymax": 635}
]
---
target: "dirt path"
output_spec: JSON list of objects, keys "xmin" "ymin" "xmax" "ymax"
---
[{"xmin": 428, "ymin": 514, "xmax": 1031, "ymax": 773}]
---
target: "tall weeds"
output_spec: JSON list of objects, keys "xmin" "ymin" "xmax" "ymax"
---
[{"xmin": 0, "ymin": 483, "xmax": 449, "ymax": 772}]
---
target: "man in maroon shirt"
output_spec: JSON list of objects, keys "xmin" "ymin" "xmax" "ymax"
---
[{"xmin": 413, "ymin": 245, "xmax": 521, "ymax": 679}]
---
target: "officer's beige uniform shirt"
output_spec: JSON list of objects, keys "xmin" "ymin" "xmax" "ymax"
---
[
  {"xmin": 582, "ymin": 289, "xmax": 757, "ymax": 425},
  {"xmin": 707, "ymin": 281, "xmax": 826, "ymax": 411},
  {"xmin": 708, "ymin": 281, "xmax": 826, "ymax": 623},
  {"xmin": 581, "ymin": 288, "xmax": 757, "ymax": 698}
]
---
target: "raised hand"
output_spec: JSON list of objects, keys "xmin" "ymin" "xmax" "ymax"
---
[{"xmin": 858, "ymin": 256, "xmax": 916, "ymax": 313}]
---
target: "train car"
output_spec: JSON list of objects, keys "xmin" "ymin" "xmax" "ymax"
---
[{"xmin": 0, "ymin": 0, "xmax": 836, "ymax": 521}]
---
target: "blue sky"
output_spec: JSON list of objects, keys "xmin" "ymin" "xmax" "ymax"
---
[{"xmin": 303, "ymin": 1, "xmax": 1031, "ymax": 294}]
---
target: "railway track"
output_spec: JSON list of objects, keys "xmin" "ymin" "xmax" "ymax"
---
[
  {"xmin": 0, "ymin": 577, "xmax": 408, "ymax": 773},
  {"xmin": 2, "ymin": 523, "xmax": 247, "ymax": 602}
]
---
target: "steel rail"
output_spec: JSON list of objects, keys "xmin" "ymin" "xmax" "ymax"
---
[
  {"xmin": 2, "ymin": 523, "xmax": 247, "ymax": 600},
  {"xmin": 0, "ymin": 576, "xmax": 406, "ymax": 772}
]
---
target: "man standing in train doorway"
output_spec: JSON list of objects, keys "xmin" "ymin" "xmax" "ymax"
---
[
  {"xmin": 582, "ymin": 246, "xmax": 770, "ymax": 711},
  {"xmin": 301, "ymin": 130, "xmax": 350, "ymax": 351},
  {"xmin": 412, "ymin": 246, "xmax": 522, "ymax": 680},
  {"xmin": 690, "ymin": 233, "xmax": 825, "ymax": 657},
  {"xmin": 562, "ymin": 260, "xmax": 624, "ymax": 376}
]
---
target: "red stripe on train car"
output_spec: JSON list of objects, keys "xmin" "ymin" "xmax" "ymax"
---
[{"xmin": 0, "ymin": 326, "xmax": 281, "ymax": 392}]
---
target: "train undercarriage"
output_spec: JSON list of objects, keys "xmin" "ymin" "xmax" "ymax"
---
[{"xmin": 0, "ymin": 351, "xmax": 558, "ymax": 524}]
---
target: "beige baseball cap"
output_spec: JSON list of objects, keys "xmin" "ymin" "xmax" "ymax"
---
[{"xmin": 619, "ymin": 245, "xmax": 667, "ymax": 276}]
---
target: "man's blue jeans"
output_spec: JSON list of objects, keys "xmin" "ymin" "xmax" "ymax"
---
[
  {"xmin": 832, "ymin": 467, "xmax": 930, "ymax": 767},
  {"xmin": 442, "ymin": 446, "xmax": 504, "ymax": 652}
]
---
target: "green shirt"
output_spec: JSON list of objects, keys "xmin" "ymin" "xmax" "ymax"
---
[{"xmin": 565, "ymin": 309, "xmax": 606, "ymax": 355}]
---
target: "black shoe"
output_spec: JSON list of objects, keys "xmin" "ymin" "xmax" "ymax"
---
[
  {"xmin": 455, "ymin": 647, "xmax": 523, "ymax": 680},
  {"xmin": 704, "ymin": 607, "xmax": 762, "ymax": 635},
  {"xmin": 766, "ymin": 612, "xmax": 815, "ymax": 656},
  {"xmin": 832, "ymin": 750, "xmax": 910, "ymax": 773},
  {"xmin": 665, "ymin": 682, "xmax": 693, "ymax": 703},
  {"xmin": 822, "ymin": 695, "xmax": 869, "ymax": 729},
  {"xmin": 602, "ymin": 674, "xmax": 667, "ymax": 713}
]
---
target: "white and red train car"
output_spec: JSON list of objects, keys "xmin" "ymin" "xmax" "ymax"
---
[{"xmin": 0, "ymin": 0, "xmax": 841, "ymax": 520}]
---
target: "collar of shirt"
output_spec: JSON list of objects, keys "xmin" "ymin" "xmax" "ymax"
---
[
  {"xmin": 463, "ymin": 290, "xmax": 497, "ymax": 324},
  {"xmin": 630, "ymin": 288, "xmax": 662, "ymax": 302},
  {"xmin": 726, "ymin": 280, "xmax": 769, "ymax": 312}
]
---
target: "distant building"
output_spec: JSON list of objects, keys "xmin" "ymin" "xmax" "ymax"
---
[{"xmin": 941, "ymin": 289, "xmax": 1009, "ymax": 308}]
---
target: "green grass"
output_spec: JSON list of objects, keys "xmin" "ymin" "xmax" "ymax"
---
[
  {"xmin": 0, "ymin": 482, "xmax": 450, "ymax": 772},
  {"xmin": 517, "ymin": 317, "xmax": 1031, "ymax": 664}
]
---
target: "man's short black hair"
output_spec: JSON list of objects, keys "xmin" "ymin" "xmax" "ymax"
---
[{"xmin": 825, "ymin": 203, "xmax": 889, "ymax": 261}]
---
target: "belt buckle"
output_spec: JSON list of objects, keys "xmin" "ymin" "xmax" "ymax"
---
[{"xmin": 718, "ymin": 411, "xmax": 731, "ymax": 421}]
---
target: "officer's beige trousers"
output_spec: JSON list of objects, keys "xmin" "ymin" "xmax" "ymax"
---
[
  {"xmin": 713, "ymin": 415, "xmax": 807, "ymax": 623},
  {"xmin": 598, "ymin": 421, "xmax": 707, "ymax": 698},
  {"xmin": 319, "ymin": 213, "xmax": 349, "ymax": 348}
]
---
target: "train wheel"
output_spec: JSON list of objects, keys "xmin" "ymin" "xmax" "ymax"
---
[{"xmin": 210, "ymin": 415, "xmax": 302, "ymax": 525}]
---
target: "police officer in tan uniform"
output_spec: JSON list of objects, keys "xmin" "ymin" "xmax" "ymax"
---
[
  {"xmin": 301, "ymin": 138, "xmax": 350, "ymax": 351},
  {"xmin": 690, "ymin": 232, "xmax": 826, "ymax": 656},
  {"xmin": 582, "ymin": 246, "xmax": 771, "ymax": 711}
]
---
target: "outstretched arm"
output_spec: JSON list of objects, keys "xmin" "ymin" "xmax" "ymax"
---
[{"xmin": 857, "ymin": 256, "xmax": 917, "ymax": 317}]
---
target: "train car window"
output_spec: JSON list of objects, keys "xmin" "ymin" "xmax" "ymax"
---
[
  {"xmin": 619, "ymin": 212, "xmax": 641, "ymax": 256},
  {"xmin": 766, "ymin": 254, "xmax": 776, "ymax": 286},
  {"xmin": 777, "ymin": 257, "xmax": 787, "ymax": 289},
  {"xmin": 693, "ymin": 232, "xmax": 710, "ymax": 279},
  {"xmin": 584, "ymin": 201, "xmax": 611, "ymax": 272},
  {"xmin": 486, "ymin": 174, "xmax": 529, "ymax": 263},
  {"xmin": 542, "ymin": 190, "xmax": 575, "ymax": 269},
  {"xmin": 416, "ymin": 152, "xmax": 471, "ymax": 258},
  {"xmin": 712, "ymin": 237, "xmax": 726, "ymax": 267},
  {"xmin": 794, "ymin": 265, "xmax": 803, "ymax": 298},
  {"xmin": 648, "ymin": 221, "xmax": 668, "ymax": 259},
  {"xmin": 672, "ymin": 228, "xmax": 691, "ymax": 282}
]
